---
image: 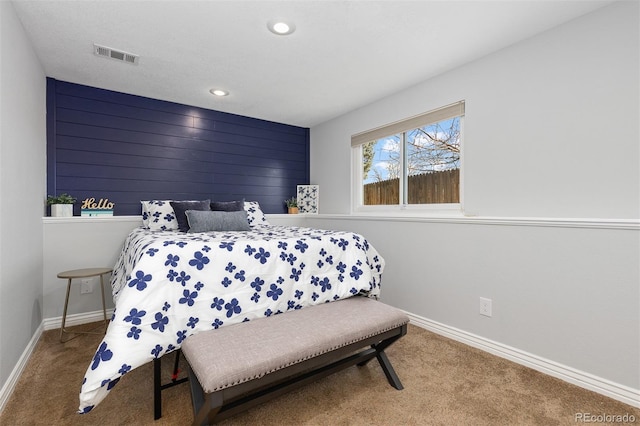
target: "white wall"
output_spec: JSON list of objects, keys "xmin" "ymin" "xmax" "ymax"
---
[
  {"xmin": 309, "ymin": 0, "xmax": 639, "ymax": 402},
  {"xmin": 305, "ymin": 216, "xmax": 639, "ymax": 398},
  {"xmin": 312, "ymin": 1, "xmax": 638, "ymax": 219},
  {"xmin": 41, "ymin": 218, "xmax": 140, "ymax": 320},
  {"xmin": 0, "ymin": 0, "xmax": 46, "ymax": 396}
]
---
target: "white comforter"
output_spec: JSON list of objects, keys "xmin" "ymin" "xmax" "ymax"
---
[{"xmin": 78, "ymin": 225, "xmax": 384, "ymax": 413}]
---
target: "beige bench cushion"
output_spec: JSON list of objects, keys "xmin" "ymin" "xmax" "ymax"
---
[{"xmin": 181, "ymin": 296, "xmax": 409, "ymax": 393}]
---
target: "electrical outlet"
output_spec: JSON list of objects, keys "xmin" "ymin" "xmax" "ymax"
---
[
  {"xmin": 479, "ymin": 297, "xmax": 492, "ymax": 317},
  {"xmin": 80, "ymin": 279, "xmax": 94, "ymax": 294}
]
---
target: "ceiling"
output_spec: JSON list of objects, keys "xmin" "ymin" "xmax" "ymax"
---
[{"xmin": 12, "ymin": 0, "xmax": 613, "ymax": 128}]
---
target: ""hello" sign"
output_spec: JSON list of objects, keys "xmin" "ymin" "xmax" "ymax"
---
[{"xmin": 81, "ymin": 198, "xmax": 114, "ymax": 217}]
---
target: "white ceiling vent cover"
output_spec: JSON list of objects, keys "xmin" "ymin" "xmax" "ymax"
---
[{"xmin": 93, "ymin": 44, "xmax": 139, "ymax": 65}]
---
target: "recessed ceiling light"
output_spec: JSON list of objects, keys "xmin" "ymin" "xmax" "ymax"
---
[
  {"xmin": 267, "ymin": 19, "xmax": 296, "ymax": 36},
  {"xmin": 209, "ymin": 88, "xmax": 229, "ymax": 97}
]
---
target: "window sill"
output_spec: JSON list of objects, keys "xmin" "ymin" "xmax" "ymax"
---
[{"xmin": 352, "ymin": 205, "xmax": 463, "ymax": 218}]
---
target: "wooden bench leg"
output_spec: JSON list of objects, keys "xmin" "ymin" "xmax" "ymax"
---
[
  {"xmin": 187, "ymin": 363, "xmax": 204, "ymax": 422},
  {"xmin": 189, "ymin": 373, "xmax": 222, "ymax": 426},
  {"xmin": 357, "ymin": 324, "xmax": 407, "ymax": 389},
  {"xmin": 376, "ymin": 350, "xmax": 403, "ymax": 390}
]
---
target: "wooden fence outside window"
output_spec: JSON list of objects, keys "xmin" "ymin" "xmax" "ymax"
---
[{"xmin": 363, "ymin": 169, "xmax": 459, "ymax": 205}]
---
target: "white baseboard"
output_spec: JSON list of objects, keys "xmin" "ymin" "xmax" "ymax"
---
[
  {"xmin": 0, "ymin": 323, "xmax": 43, "ymax": 413},
  {"xmin": 42, "ymin": 308, "xmax": 114, "ymax": 331},
  {"xmin": 406, "ymin": 311, "xmax": 640, "ymax": 408},
  {"xmin": 1, "ymin": 309, "xmax": 114, "ymax": 413}
]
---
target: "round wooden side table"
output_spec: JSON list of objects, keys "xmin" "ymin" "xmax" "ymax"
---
[{"xmin": 57, "ymin": 267, "xmax": 112, "ymax": 343}]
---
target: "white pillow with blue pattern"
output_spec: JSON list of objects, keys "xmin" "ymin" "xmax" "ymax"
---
[
  {"xmin": 141, "ymin": 200, "xmax": 178, "ymax": 231},
  {"xmin": 141, "ymin": 200, "xmax": 154, "ymax": 227},
  {"xmin": 244, "ymin": 201, "xmax": 270, "ymax": 227}
]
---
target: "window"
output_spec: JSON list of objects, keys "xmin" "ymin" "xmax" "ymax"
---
[{"xmin": 352, "ymin": 101, "xmax": 464, "ymax": 210}]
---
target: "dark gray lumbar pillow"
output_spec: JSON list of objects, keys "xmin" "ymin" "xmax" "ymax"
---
[
  {"xmin": 210, "ymin": 200, "xmax": 245, "ymax": 212},
  {"xmin": 186, "ymin": 210, "xmax": 250, "ymax": 233}
]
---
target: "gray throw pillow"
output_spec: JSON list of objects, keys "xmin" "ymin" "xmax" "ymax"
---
[{"xmin": 186, "ymin": 210, "xmax": 250, "ymax": 233}]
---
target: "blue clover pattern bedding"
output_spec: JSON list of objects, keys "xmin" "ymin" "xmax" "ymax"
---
[{"xmin": 78, "ymin": 225, "xmax": 384, "ymax": 413}]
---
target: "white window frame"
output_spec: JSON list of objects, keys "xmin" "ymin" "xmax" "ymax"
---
[{"xmin": 351, "ymin": 101, "xmax": 465, "ymax": 215}]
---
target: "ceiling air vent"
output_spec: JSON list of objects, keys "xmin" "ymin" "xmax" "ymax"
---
[{"xmin": 93, "ymin": 44, "xmax": 139, "ymax": 65}]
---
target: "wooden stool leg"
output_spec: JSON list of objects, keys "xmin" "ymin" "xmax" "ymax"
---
[{"xmin": 60, "ymin": 278, "xmax": 72, "ymax": 342}]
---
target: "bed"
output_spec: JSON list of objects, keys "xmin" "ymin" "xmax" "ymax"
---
[{"xmin": 77, "ymin": 204, "xmax": 385, "ymax": 413}]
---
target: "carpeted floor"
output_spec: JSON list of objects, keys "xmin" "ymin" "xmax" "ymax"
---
[{"xmin": 1, "ymin": 322, "xmax": 638, "ymax": 425}]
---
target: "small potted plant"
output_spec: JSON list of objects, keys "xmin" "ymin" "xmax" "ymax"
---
[
  {"xmin": 285, "ymin": 197, "xmax": 299, "ymax": 214},
  {"xmin": 47, "ymin": 193, "xmax": 76, "ymax": 217}
]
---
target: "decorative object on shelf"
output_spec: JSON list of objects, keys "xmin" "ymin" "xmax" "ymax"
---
[
  {"xmin": 46, "ymin": 193, "xmax": 76, "ymax": 217},
  {"xmin": 81, "ymin": 197, "xmax": 115, "ymax": 217},
  {"xmin": 297, "ymin": 185, "xmax": 319, "ymax": 214},
  {"xmin": 285, "ymin": 197, "xmax": 299, "ymax": 214}
]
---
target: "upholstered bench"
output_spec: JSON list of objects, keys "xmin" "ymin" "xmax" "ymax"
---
[{"xmin": 181, "ymin": 296, "xmax": 409, "ymax": 425}]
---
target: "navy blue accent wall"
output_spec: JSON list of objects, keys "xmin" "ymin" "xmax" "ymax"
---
[{"xmin": 46, "ymin": 79, "xmax": 310, "ymax": 215}]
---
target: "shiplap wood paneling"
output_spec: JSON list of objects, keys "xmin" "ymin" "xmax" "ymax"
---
[{"xmin": 46, "ymin": 78, "xmax": 310, "ymax": 215}]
